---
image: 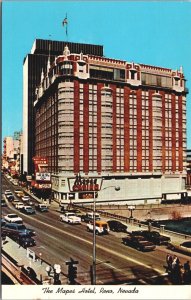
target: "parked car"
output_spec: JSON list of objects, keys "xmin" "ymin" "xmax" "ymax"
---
[
  {"xmin": 35, "ymin": 204, "xmax": 48, "ymax": 212},
  {"xmin": 12, "ymin": 199, "xmax": 20, "ymax": 207},
  {"xmin": 15, "ymin": 202, "xmax": 25, "ymax": 210},
  {"xmin": 60, "ymin": 212, "xmax": 81, "ymax": 224},
  {"xmin": 4, "ymin": 214, "xmax": 23, "ymax": 224},
  {"xmin": 2, "ymin": 223, "xmax": 36, "ymax": 237},
  {"xmin": 12, "ymin": 180, "xmax": 18, "ymax": 186},
  {"xmin": 122, "ymin": 235, "xmax": 156, "ymax": 251},
  {"xmin": 81, "ymin": 212, "xmax": 101, "ymax": 223},
  {"xmin": 27, "ymin": 200, "xmax": 34, "ymax": 206},
  {"xmin": 60, "ymin": 207, "xmax": 81, "ymax": 214},
  {"xmin": 87, "ymin": 220, "xmax": 110, "ymax": 235},
  {"xmin": 1, "ymin": 218, "xmax": 7, "ymax": 240},
  {"xmin": 1, "ymin": 218, "xmax": 6, "ymax": 227},
  {"xmin": 167, "ymin": 240, "xmax": 191, "ymax": 256},
  {"xmin": 6, "ymin": 193, "xmax": 15, "ymax": 201},
  {"xmin": 22, "ymin": 195, "xmax": 31, "ymax": 202},
  {"xmin": 20, "ymin": 206, "xmax": 36, "ymax": 215},
  {"xmin": 11, "ymin": 233, "xmax": 36, "ymax": 248},
  {"xmin": 14, "ymin": 189, "xmax": 22, "ymax": 195},
  {"xmin": 107, "ymin": 220, "xmax": 128, "ymax": 232},
  {"xmin": 16, "ymin": 191, "xmax": 25, "ymax": 198},
  {"xmin": 131, "ymin": 230, "xmax": 171, "ymax": 245},
  {"xmin": 1, "ymin": 199, "xmax": 7, "ymax": 207},
  {"xmin": 4, "ymin": 190, "xmax": 11, "ymax": 195}
]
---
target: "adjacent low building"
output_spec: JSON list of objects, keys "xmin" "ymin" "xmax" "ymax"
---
[
  {"xmin": 32, "ymin": 42, "xmax": 188, "ymax": 205},
  {"xmin": 3, "ymin": 131, "xmax": 23, "ymax": 176}
]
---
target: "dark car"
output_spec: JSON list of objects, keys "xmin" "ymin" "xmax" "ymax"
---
[
  {"xmin": 167, "ymin": 240, "xmax": 191, "ymax": 256},
  {"xmin": 1, "ymin": 218, "xmax": 6, "ymax": 227},
  {"xmin": 11, "ymin": 233, "xmax": 36, "ymax": 248},
  {"xmin": 35, "ymin": 204, "xmax": 48, "ymax": 212},
  {"xmin": 131, "ymin": 230, "xmax": 170, "ymax": 245},
  {"xmin": 122, "ymin": 235, "xmax": 156, "ymax": 251},
  {"xmin": 108, "ymin": 220, "xmax": 128, "ymax": 232},
  {"xmin": 1, "ymin": 220, "xmax": 7, "ymax": 240},
  {"xmin": 1, "ymin": 199, "xmax": 7, "ymax": 207},
  {"xmin": 2, "ymin": 223, "xmax": 36, "ymax": 237},
  {"xmin": 81, "ymin": 212, "xmax": 100, "ymax": 223},
  {"xmin": 6, "ymin": 193, "xmax": 15, "ymax": 201},
  {"xmin": 20, "ymin": 206, "xmax": 36, "ymax": 215},
  {"xmin": 60, "ymin": 207, "xmax": 81, "ymax": 214}
]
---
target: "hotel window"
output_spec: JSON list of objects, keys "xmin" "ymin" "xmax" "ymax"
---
[
  {"xmin": 130, "ymin": 70, "xmax": 137, "ymax": 80},
  {"xmin": 114, "ymin": 69, "xmax": 125, "ymax": 81}
]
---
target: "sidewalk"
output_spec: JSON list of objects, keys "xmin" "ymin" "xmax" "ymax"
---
[
  {"xmin": 123, "ymin": 220, "xmax": 185, "ymax": 244},
  {"xmin": 2, "ymin": 237, "xmax": 68, "ymax": 285}
]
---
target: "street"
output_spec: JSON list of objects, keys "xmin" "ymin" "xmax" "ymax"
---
[{"xmin": 2, "ymin": 177, "xmax": 190, "ymax": 285}]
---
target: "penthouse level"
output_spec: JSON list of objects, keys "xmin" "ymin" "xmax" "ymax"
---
[{"xmin": 35, "ymin": 46, "xmax": 187, "ymax": 99}]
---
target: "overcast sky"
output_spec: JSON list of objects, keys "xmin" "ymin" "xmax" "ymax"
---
[{"xmin": 2, "ymin": 1, "xmax": 191, "ymax": 148}]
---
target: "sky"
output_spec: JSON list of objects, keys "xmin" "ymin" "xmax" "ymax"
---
[{"xmin": 2, "ymin": 1, "xmax": 191, "ymax": 148}]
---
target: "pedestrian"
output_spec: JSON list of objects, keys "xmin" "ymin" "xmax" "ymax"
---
[
  {"xmin": 27, "ymin": 267, "xmax": 37, "ymax": 281},
  {"xmin": 172, "ymin": 255, "xmax": 179, "ymax": 268},
  {"xmin": 53, "ymin": 264, "xmax": 61, "ymax": 285},
  {"xmin": 46, "ymin": 265, "xmax": 52, "ymax": 277},
  {"xmin": 183, "ymin": 261, "xmax": 190, "ymax": 272},
  {"xmin": 183, "ymin": 261, "xmax": 191, "ymax": 284},
  {"xmin": 171, "ymin": 256, "xmax": 182, "ymax": 284},
  {"xmin": 166, "ymin": 254, "xmax": 173, "ymax": 272}
]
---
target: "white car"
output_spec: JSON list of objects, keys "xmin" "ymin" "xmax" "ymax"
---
[
  {"xmin": 4, "ymin": 190, "xmax": 11, "ymax": 195},
  {"xmin": 12, "ymin": 180, "xmax": 18, "ymax": 186},
  {"xmin": 87, "ymin": 220, "xmax": 110, "ymax": 235},
  {"xmin": 15, "ymin": 189, "xmax": 22, "ymax": 194},
  {"xmin": 4, "ymin": 214, "xmax": 23, "ymax": 224},
  {"xmin": 12, "ymin": 199, "xmax": 20, "ymax": 206},
  {"xmin": 15, "ymin": 202, "xmax": 25, "ymax": 210},
  {"xmin": 22, "ymin": 196, "xmax": 30, "ymax": 202},
  {"xmin": 60, "ymin": 212, "xmax": 81, "ymax": 224}
]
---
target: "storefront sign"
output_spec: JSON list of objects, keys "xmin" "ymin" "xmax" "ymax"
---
[
  {"xmin": 36, "ymin": 172, "xmax": 51, "ymax": 181},
  {"xmin": 68, "ymin": 175, "xmax": 102, "ymax": 192},
  {"xmin": 33, "ymin": 157, "xmax": 48, "ymax": 165},
  {"xmin": 27, "ymin": 248, "xmax": 36, "ymax": 262},
  {"xmin": 38, "ymin": 183, "xmax": 51, "ymax": 189}
]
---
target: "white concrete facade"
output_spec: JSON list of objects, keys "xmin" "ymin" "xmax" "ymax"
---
[{"xmin": 51, "ymin": 172, "xmax": 186, "ymax": 205}]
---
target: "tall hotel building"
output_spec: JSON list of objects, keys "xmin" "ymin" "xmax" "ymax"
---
[{"xmin": 23, "ymin": 39, "xmax": 188, "ymax": 204}]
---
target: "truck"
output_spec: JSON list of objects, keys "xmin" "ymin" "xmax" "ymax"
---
[
  {"xmin": 87, "ymin": 220, "xmax": 110, "ymax": 235},
  {"xmin": 60, "ymin": 212, "xmax": 81, "ymax": 224}
]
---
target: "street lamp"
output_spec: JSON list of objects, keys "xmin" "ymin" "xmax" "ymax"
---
[
  {"xmin": 128, "ymin": 205, "xmax": 136, "ymax": 219},
  {"xmin": 68, "ymin": 175, "xmax": 120, "ymax": 285},
  {"xmin": 92, "ymin": 185, "xmax": 120, "ymax": 285}
]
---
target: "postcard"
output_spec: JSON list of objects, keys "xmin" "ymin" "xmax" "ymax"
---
[{"xmin": 2, "ymin": 1, "xmax": 191, "ymax": 299}]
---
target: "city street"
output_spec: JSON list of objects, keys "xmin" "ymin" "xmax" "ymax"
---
[{"xmin": 2, "ymin": 177, "xmax": 190, "ymax": 285}]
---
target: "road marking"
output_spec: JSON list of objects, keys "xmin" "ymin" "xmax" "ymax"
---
[
  {"xmin": 35, "ymin": 245, "xmax": 46, "ymax": 249},
  {"xmin": 24, "ymin": 216, "xmax": 163, "ymax": 275}
]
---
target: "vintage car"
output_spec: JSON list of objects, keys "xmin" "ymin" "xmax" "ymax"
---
[
  {"xmin": 87, "ymin": 220, "xmax": 110, "ymax": 235},
  {"xmin": 167, "ymin": 240, "xmax": 191, "ymax": 256},
  {"xmin": 122, "ymin": 235, "xmax": 156, "ymax": 251}
]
